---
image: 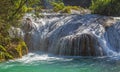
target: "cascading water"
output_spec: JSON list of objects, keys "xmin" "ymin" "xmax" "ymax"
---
[
  {"xmin": 4, "ymin": 13, "xmax": 120, "ymax": 72},
  {"xmin": 21, "ymin": 14, "xmax": 120, "ymax": 56}
]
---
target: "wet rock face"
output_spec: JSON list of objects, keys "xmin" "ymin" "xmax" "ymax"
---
[
  {"xmin": 97, "ymin": 17, "xmax": 116, "ymax": 28},
  {"xmin": 77, "ymin": 34, "xmax": 104, "ymax": 56},
  {"xmin": 63, "ymin": 0, "xmax": 91, "ymax": 8},
  {"xmin": 22, "ymin": 18, "xmax": 33, "ymax": 33},
  {"xmin": 56, "ymin": 33, "xmax": 105, "ymax": 56},
  {"xmin": 22, "ymin": 14, "xmax": 119, "ymax": 56}
]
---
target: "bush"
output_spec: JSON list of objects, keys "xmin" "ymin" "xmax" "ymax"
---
[
  {"xmin": 90, "ymin": 0, "xmax": 120, "ymax": 16},
  {"xmin": 51, "ymin": 2, "xmax": 65, "ymax": 12},
  {"xmin": 51, "ymin": 2, "xmax": 81, "ymax": 13}
]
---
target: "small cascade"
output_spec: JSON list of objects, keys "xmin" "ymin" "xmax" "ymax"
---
[
  {"xmin": 105, "ymin": 22, "xmax": 120, "ymax": 53},
  {"xmin": 21, "ymin": 14, "xmax": 120, "ymax": 56}
]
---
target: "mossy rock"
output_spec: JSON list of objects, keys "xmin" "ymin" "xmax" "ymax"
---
[
  {"xmin": 7, "ymin": 40, "xmax": 28, "ymax": 58},
  {"xmin": 15, "ymin": 40, "xmax": 28, "ymax": 58}
]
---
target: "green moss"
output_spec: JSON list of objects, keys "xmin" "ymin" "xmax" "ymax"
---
[{"xmin": 15, "ymin": 40, "xmax": 28, "ymax": 58}]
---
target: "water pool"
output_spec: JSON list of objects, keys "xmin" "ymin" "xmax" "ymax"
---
[{"xmin": 0, "ymin": 53, "xmax": 120, "ymax": 72}]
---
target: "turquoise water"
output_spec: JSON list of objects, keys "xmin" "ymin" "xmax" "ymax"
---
[{"xmin": 0, "ymin": 53, "xmax": 120, "ymax": 72}]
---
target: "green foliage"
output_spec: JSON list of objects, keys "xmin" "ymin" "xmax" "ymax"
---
[
  {"xmin": 27, "ymin": 7, "xmax": 34, "ymax": 12},
  {"xmin": 34, "ymin": 6, "xmax": 43, "ymax": 18},
  {"xmin": 0, "ymin": 45, "xmax": 7, "ymax": 52},
  {"xmin": 90, "ymin": 0, "xmax": 120, "ymax": 16},
  {"xmin": 51, "ymin": 2, "xmax": 81, "ymax": 13},
  {"xmin": 5, "ymin": 38, "xmax": 28, "ymax": 59},
  {"xmin": 0, "ymin": 37, "xmax": 28, "ymax": 61},
  {"xmin": 0, "ymin": 35, "xmax": 10, "ymax": 46},
  {"xmin": 62, "ymin": 6, "xmax": 82, "ymax": 14},
  {"xmin": 16, "ymin": 40, "xmax": 28, "ymax": 58},
  {"xmin": 0, "ymin": 0, "xmax": 40, "ymax": 61},
  {"xmin": 51, "ymin": 2, "xmax": 65, "ymax": 12},
  {"xmin": 0, "ymin": 45, "xmax": 13, "ymax": 60},
  {"xmin": 0, "ymin": 0, "xmax": 41, "ymax": 26}
]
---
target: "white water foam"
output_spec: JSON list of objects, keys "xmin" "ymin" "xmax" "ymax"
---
[
  {"xmin": 18, "ymin": 14, "xmax": 120, "ymax": 56},
  {"xmin": 11, "ymin": 52, "xmax": 73, "ymax": 64}
]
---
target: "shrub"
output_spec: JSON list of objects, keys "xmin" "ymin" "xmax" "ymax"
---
[
  {"xmin": 51, "ymin": 2, "xmax": 65, "ymax": 12},
  {"xmin": 51, "ymin": 2, "xmax": 81, "ymax": 13},
  {"xmin": 90, "ymin": 0, "xmax": 120, "ymax": 16}
]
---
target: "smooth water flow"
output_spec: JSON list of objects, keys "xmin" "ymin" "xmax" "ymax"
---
[{"xmin": 21, "ymin": 14, "xmax": 120, "ymax": 56}]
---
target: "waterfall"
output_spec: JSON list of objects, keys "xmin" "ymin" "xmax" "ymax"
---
[{"xmin": 21, "ymin": 14, "xmax": 120, "ymax": 56}]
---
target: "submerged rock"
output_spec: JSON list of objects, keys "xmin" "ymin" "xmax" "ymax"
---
[{"xmin": 21, "ymin": 14, "xmax": 119, "ymax": 56}]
